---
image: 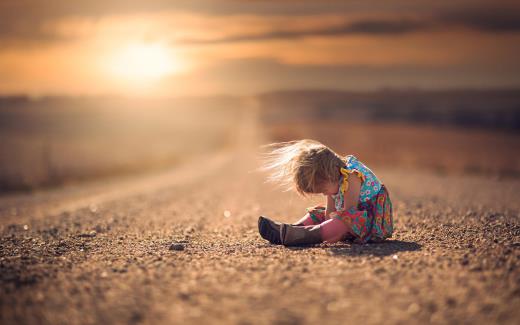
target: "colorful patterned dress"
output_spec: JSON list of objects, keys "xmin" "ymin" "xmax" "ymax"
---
[{"xmin": 307, "ymin": 155, "xmax": 394, "ymax": 243}]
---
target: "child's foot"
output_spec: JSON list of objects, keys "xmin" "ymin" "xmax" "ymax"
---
[{"xmin": 258, "ymin": 216, "xmax": 282, "ymax": 245}]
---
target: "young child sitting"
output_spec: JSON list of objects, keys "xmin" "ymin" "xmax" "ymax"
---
[{"xmin": 258, "ymin": 139, "xmax": 393, "ymax": 246}]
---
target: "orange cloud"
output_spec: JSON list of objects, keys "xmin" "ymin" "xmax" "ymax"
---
[{"xmin": 0, "ymin": 3, "xmax": 519, "ymax": 96}]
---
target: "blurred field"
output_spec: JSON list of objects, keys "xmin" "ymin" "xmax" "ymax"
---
[
  {"xmin": 1, "ymin": 89, "xmax": 519, "ymax": 193},
  {"xmin": 0, "ymin": 96, "xmax": 242, "ymax": 192},
  {"xmin": 258, "ymin": 89, "xmax": 520, "ymax": 178},
  {"xmin": 265, "ymin": 120, "xmax": 520, "ymax": 178},
  {"xmin": 258, "ymin": 89, "xmax": 520, "ymax": 131}
]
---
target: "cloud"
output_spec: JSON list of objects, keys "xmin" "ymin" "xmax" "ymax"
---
[
  {"xmin": 176, "ymin": 19, "xmax": 430, "ymax": 45},
  {"xmin": 174, "ymin": 9, "xmax": 520, "ymax": 45},
  {"xmin": 437, "ymin": 8, "xmax": 520, "ymax": 32},
  {"xmin": 0, "ymin": 1, "xmax": 519, "ymax": 47},
  {"xmin": 164, "ymin": 57, "xmax": 520, "ymax": 96}
]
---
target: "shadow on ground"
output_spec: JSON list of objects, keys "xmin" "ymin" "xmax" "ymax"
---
[
  {"xmin": 283, "ymin": 240, "xmax": 422, "ymax": 257},
  {"xmin": 328, "ymin": 240, "xmax": 422, "ymax": 257}
]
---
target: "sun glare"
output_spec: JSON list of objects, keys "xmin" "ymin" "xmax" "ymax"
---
[{"xmin": 108, "ymin": 43, "xmax": 182, "ymax": 82}]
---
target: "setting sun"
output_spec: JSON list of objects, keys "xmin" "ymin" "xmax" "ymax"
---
[{"xmin": 107, "ymin": 43, "xmax": 182, "ymax": 82}]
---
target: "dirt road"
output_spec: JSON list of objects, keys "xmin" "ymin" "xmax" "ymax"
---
[{"xmin": 1, "ymin": 108, "xmax": 519, "ymax": 324}]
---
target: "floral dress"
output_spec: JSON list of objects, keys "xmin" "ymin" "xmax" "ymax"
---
[{"xmin": 307, "ymin": 155, "xmax": 394, "ymax": 243}]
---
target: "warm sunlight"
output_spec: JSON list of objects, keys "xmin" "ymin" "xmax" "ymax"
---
[{"xmin": 107, "ymin": 43, "xmax": 183, "ymax": 82}]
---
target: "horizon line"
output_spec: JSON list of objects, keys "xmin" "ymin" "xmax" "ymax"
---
[{"xmin": 1, "ymin": 86, "xmax": 520, "ymax": 101}]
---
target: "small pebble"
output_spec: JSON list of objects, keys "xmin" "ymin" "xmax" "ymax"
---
[
  {"xmin": 78, "ymin": 230, "xmax": 97, "ymax": 238},
  {"xmin": 89, "ymin": 204, "xmax": 98, "ymax": 213},
  {"xmin": 223, "ymin": 210, "xmax": 231, "ymax": 218},
  {"xmin": 35, "ymin": 292, "xmax": 45, "ymax": 302},
  {"xmin": 23, "ymin": 225, "xmax": 29, "ymax": 230},
  {"xmin": 169, "ymin": 243, "xmax": 185, "ymax": 251},
  {"xmin": 183, "ymin": 226, "xmax": 195, "ymax": 235},
  {"xmin": 407, "ymin": 303, "xmax": 420, "ymax": 314},
  {"xmin": 374, "ymin": 267, "xmax": 386, "ymax": 274},
  {"xmin": 392, "ymin": 254, "xmax": 398, "ymax": 261}
]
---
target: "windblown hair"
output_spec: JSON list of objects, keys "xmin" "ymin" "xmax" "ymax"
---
[{"xmin": 260, "ymin": 139, "xmax": 345, "ymax": 196}]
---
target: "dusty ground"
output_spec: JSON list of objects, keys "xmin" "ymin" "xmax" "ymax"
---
[{"xmin": 1, "ymin": 110, "xmax": 520, "ymax": 325}]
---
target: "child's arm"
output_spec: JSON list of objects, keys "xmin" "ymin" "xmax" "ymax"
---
[
  {"xmin": 343, "ymin": 173, "xmax": 362, "ymax": 211},
  {"xmin": 325, "ymin": 194, "xmax": 336, "ymax": 218},
  {"xmin": 326, "ymin": 175, "xmax": 366, "ymax": 241}
]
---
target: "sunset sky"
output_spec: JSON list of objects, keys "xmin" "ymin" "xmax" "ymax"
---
[{"xmin": 1, "ymin": 0, "xmax": 519, "ymax": 97}]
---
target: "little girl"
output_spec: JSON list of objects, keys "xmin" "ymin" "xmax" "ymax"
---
[{"xmin": 258, "ymin": 139, "xmax": 393, "ymax": 246}]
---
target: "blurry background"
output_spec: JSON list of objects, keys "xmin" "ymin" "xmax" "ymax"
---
[{"xmin": 0, "ymin": 0, "xmax": 519, "ymax": 191}]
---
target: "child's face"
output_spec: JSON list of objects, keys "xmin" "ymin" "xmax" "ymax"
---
[{"xmin": 316, "ymin": 180, "xmax": 339, "ymax": 196}]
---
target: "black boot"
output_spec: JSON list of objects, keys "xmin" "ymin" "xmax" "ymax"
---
[
  {"xmin": 258, "ymin": 216, "xmax": 283, "ymax": 245},
  {"xmin": 279, "ymin": 224, "xmax": 322, "ymax": 246}
]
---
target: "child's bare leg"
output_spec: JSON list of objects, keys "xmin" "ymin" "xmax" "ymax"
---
[
  {"xmin": 292, "ymin": 207, "xmax": 327, "ymax": 226},
  {"xmin": 292, "ymin": 213, "xmax": 321, "ymax": 226},
  {"xmin": 320, "ymin": 218, "xmax": 350, "ymax": 243},
  {"xmin": 281, "ymin": 211, "xmax": 347, "ymax": 245}
]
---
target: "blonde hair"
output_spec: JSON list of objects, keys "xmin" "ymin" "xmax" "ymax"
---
[{"xmin": 260, "ymin": 139, "xmax": 345, "ymax": 196}]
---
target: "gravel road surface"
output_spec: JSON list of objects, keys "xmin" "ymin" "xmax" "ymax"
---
[{"xmin": 1, "ymin": 112, "xmax": 519, "ymax": 325}]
